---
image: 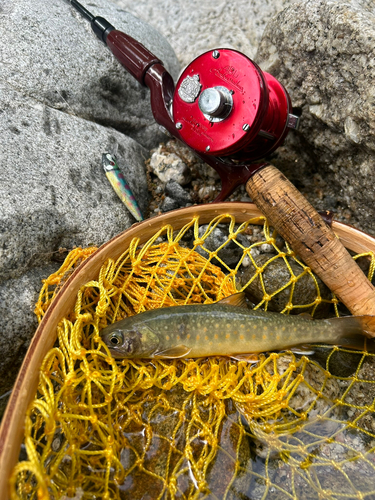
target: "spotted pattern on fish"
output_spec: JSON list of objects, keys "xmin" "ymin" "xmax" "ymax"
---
[{"xmin": 100, "ymin": 294, "xmax": 370, "ymax": 359}]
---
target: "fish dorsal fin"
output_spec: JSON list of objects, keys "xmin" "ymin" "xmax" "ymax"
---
[
  {"xmin": 218, "ymin": 292, "xmax": 247, "ymax": 308},
  {"xmin": 154, "ymin": 345, "xmax": 191, "ymax": 359},
  {"xmin": 298, "ymin": 313, "xmax": 313, "ymax": 320}
]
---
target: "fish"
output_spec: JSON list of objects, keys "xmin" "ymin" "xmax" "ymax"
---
[
  {"xmin": 102, "ymin": 153, "xmax": 143, "ymax": 222},
  {"xmin": 100, "ymin": 293, "xmax": 374, "ymax": 359}
]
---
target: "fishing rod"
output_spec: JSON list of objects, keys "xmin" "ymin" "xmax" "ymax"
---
[
  {"xmin": 67, "ymin": 0, "xmax": 297, "ymax": 197},
  {"xmin": 65, "ymin": 0, "xmax": 375, "ymax": 322}
]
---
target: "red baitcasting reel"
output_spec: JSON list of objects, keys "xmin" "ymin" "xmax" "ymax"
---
[
  {"xmin": 67, "ymin": 0, "xmax": 375, "ymax": 323},
  {"xmin": 173, "ymin": 49, "xmax": 298, "ymax": 162}
]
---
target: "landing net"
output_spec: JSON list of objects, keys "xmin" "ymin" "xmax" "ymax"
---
[{"xmin": 10, "ymin": 214, "xmax": 375, "ymax": 499}]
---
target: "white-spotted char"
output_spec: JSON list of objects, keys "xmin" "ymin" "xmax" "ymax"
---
[{"xmin": 100, "ymin": 293, "xmax": 373, "ymax": 359}]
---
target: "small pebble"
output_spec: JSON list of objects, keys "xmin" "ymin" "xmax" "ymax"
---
[
  {"xmin": 198, "ymin": 185, "xmax": 216, "ymax": 199},
  {"xmin": 149, "ymin": 146, "xmax": 191, "ymax": 185},
  {"xmin": 259, "ymin": 243, "xmax": 274, "ymax": 253},
  {"xmin": 165, "ymin": 180, "xmax": 192, "ymax": 204},
  {"xmin": 160, "ymin": 196, "xmax": 180, "ymax": 212},
  {"xmin": 242, "ymin": 255, "xmax": 251, "ymax": 267}
]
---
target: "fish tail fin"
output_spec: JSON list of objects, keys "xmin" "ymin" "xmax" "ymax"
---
[{"xmin": 327, "ymin": 315, "xmax": 375, "ymax": 352}]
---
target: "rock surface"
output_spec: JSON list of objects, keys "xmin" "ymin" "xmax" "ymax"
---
[
  {"xmin": 0, "ymin": 83, "xmax": 149, "ymax": 396},
  {"xmin": 114, "ymin": 0, "xmax": 297, "ymax": 66},
  {"xmin": 238, "ymin": 253, "xmax": 333, "ymax": 316},
  {"xmin": 196, "ymin": 225, "xmax": 250, "ymax": 267},
  {"xmin": 3, "ymin": 0, "xmax": 180, "ymax": 150},
  {"xmin": 0, "ymin": 263, "xmax": 58, "ymax": 403},
  {"xmin": 256, "ymin": 0, "xmax": 375, "ymax": 234},
  {"xmin": 0, "ymin": 0, "xmax": 180, "ymax": 402},
  {"xmin": 1, "ymin": 85, "xmax": 150, "ymax": 282}
]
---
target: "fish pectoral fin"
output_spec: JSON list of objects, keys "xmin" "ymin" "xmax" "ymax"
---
[
  {"xmin": 230, "ymin": 353, "xmax": 260, "ymax": 364},
  {"xmin": 154, "ymin": 345, "xmax": 191, "ymax": 359},
  {"xmin": 218, "ymin": 292, "xmax": 247, "ymax": 308}
]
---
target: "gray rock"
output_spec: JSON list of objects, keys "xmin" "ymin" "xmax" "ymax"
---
[
  {"xmin": 196, "ymin": 225, "xmax": 250, "ymax": 267},
  {"xmin": 0, "ymin": 84, "xmax": 149, "ymax": 282},
  {"xmin": 160, "ymin": 196, "xmax": 180, "ymax": 212},
  {"xmin": 0, "ymin": 79, "xmax": 151, "ymax": 405},
  {"xmin": 114, "ymin": 0, "xmax": 297, "ymax": 66},
  {"xmin": 164, "ymin": 180, "xmax": 192, "ymax": 205},
  {"xmin": 256, "ymin": 0, "xmax": 375, "ymax": 234},
  {"xmin": 0, "ymin": 0, "xmax": 180, "ymax": 403},
  {"xmin": 2, "ymin": 0, "xmax": 180, "ymax": 150},
  {"xmin": 0, "ymin": 263, "xmax": 58, "ymax": 400},
  {"xmin": 237, "ymin": 253, "xmax": 332, "ymax": 316},
  {"xmin": 149, "ymin": 146, "xmax": 192, "ymax": 185}
]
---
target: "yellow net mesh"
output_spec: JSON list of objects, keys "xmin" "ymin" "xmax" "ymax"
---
[{"xmin": 10, "ymin": 214, "xmax": 375, "ymax": 500}]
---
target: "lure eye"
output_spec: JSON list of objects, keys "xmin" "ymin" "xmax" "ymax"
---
[{"xmin": 109, "ymin": 331, "xmax": 124, "ymax": 346}]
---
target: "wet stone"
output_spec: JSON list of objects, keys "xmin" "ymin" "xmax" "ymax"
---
[
  {"xmin": 196, "ymin": 225, "xmax": 250, "ymax": 268},
  {"xmin": 164, "ymin": 180, "xmax": 192, "ymax": 205},
  {"xmin": 237, "ymin": 253, "xmax": 332, "ymax": 316},
  {"xmin": 118, "ymin": 386, "xmax": 252, "ymax": 499}
]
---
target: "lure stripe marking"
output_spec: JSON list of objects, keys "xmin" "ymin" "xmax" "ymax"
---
[{"xmin": 102, "ymin": 153, "xmax": 143, "ymax": 221}]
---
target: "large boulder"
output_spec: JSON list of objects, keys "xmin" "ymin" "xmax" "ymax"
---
[
  {"xmin": 0, "ymin": 0, "xmax": 180, "ymax": 402},
  {"xmin": 114, "ymin": 0, "xmax": 297, "ymax": 66},
  {"xmin": 0, "ymin": 82, "xmax": 150, "ymax": 397},
  {"xmin": 255, "ymin": 0, "xmax": 375, "ymax": 234},
  {"xmin": 2, "ymin": 0, "xmax": 180, "ymax": 149}
]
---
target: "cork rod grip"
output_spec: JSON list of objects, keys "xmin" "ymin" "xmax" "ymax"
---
[{"xmin": 246, "ymin": 165, "xmax": 375, "ymax": 318}]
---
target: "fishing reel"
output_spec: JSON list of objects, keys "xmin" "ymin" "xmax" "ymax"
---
[
  {"xmin": 171, "ymin": 49, "xmax": 299, "ymax": 199},
  {"xmin": 92, "ymin": 17, "xmax": 299, "ymax": 200},
  {"xmin": 173, "ymin": 49, "xmax": 298, "ymax": 162}
]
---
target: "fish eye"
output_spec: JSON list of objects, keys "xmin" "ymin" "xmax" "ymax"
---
[{"xmin": 109, "ymin": 331, "xmax": 124, "ymax": 346}]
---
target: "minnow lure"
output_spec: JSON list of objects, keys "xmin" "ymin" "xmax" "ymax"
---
[
  {"xmin": 101, "ymin": 293, "xmax": 373, "ymax": 359},
  {"xmin": 102, "ymin": 153, "xmax": 143, "ymax": 221}
]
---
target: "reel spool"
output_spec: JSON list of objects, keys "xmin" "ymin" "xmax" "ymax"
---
[{"xmin": 173, "ymin": 49, "xmax": 299, "ymax": 162}]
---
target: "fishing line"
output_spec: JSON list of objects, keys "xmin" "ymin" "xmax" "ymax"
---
[{"xmin": 0, "ymin": 389, "xmax": 13, "ymax": 401}]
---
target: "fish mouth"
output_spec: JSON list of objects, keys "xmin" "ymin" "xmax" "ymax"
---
[
  {"xmin": 98, "ymin": 340, "xmax": 123, "ymax": 359},
  {"xmin": 108, "ymin": 349, "xmax": 127, "ymax": 359}
]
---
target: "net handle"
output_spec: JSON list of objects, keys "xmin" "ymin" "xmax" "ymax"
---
[{"xmin": 246, "ymin": 164, "xmax": 375, "ymax": 319}]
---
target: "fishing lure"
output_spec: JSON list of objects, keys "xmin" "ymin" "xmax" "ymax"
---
[{"xmin": 102, "ymin": 153, "xmax": 143, "ymax": 222}]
